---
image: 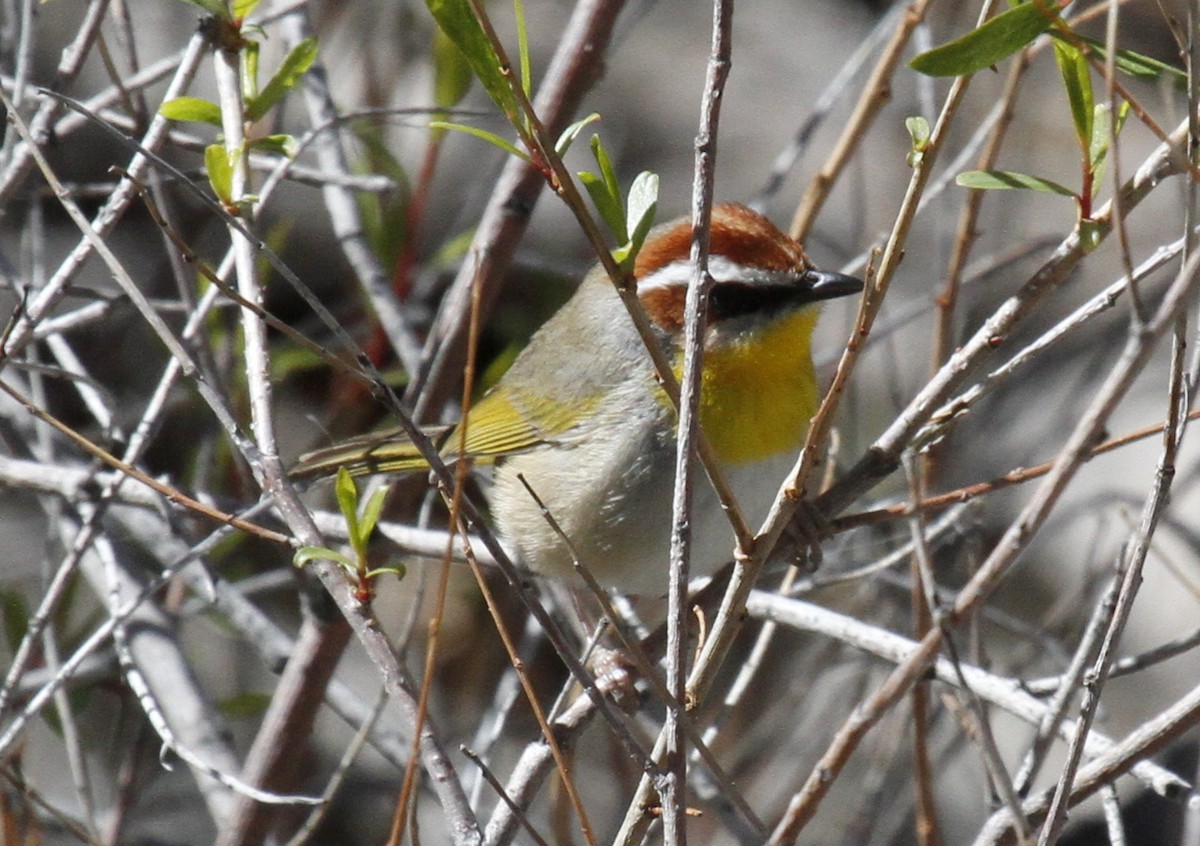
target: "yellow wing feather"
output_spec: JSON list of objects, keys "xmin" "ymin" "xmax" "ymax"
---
[
  {"xmin": 292, "ymin": 385, "xmax": 591, "ymax": 480},
  {"xmin": 457, "ymin": 386, "xmax": 586, "ymax": 458}
]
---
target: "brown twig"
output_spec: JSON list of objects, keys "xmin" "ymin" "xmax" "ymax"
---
[
  {"xmin": 903, "ymin": 452, "xmax": 942, "ymax": 846},
  {"xmin": 665, "ymin": 1, "xmax": 733, "ymax": 841}
]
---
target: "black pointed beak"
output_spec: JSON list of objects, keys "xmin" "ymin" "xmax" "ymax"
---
[
  {"xmin": 803, "ymin": 268, "xmax": 864, "ymax": 302},
  {"xmin": 706, "ymin": 267, "xmax": 864, "ymax": 322}
]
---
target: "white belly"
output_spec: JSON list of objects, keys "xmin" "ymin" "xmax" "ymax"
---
[{"xmin": 489, "ymin": 403, "xmax": 799, "ymax": 596}]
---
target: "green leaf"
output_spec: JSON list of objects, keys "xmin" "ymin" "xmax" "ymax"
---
[
  {"xmin": 433, "ymin": 27, "xmax": 474, "ymax": 110},
  {"xmin": 957, "ymin": 169, "xmax": 1076, "ymax": 196},
  {"xmin": 249, "ymin": 134, "xmax": 298, "ymax": 158},
  {"xmin": 428, "ymin": 227, "xmax": 476, "ymax": 270},
  {"xmin": 1089, "ymin": 102, "xmax": 1111, "ymax": 177},
  {"xmin": 1063, "ymin": 33, "xmax": 1187, "ymax": 83},
  {"xmin": 590, "ymin": 134, "xmax": 621, "ymax": 216},
  {"xmin": 1053, "ymin": 39, "xmax": 1093, "ymax": 153},
  {"xmin": 514, "ymin": 0, "xmax": 531, "ymax": 99},
  {"xmin": 351, "ymin": 120, "xmax": 413, "ymax": 269},
  {"xmin": 909, "ymin": 1, "xmax": 1060, "ymax": 77},
  {"xmin": 428, "ymin": 120, "xmax": 529, "ymax": 161},
  {"xmin": 204, "ymin": 143, "xmax": 235, "ymax": 204},
  {"xmin": 335, "ymin": 467, "xmax": 361, "ymax": 540},
  {"xmin": 293, "ymin": 546, "xmax": 355, "ymax": 569},
  {"xmin": 579, "ymin": 134, "xmax": 626, "ymax": 242},
  {"xmin": 905, "ymin": 115, "xmax": 931, "ymax": 167},
  {"xmin": 231, "ymin": 0, "xmax": 260, "ymax": 19},
  {"xmin": 905, "ymin": 115, "xmax": 931, "ymax": 149},
  {"xmin": 425, "ymin": 0, "xmax": 519, "ymax": 122},
  {"xmin": 625, "ymin": 172, "xmax": 658, "ymax": 239},
  {"xmin": 617, "ymin": 171, "xmax": 658, "ymax": 267},
  {"xmin": 270, "ymin": 344, "xmax": 325, "ymax": 379},
  {"xmin": 555, "ymin": 113, "xmax": 601, "ymax": 157},
  {"xmin": 365, "ymin": 564, "xmax": 408, "ymax": 581},
  {"xmin": 246, "ymin": 37, "xmax": 318, "ymax": 123},
  {"xmin": 160, "ymin": 96, "xmax": 223, "ymax": 126},
  {"xmin": 358, "ymin": 487, "xmax": 388, "ymax": 544},
  {"xmin": 579, "ymin": 171, "xmax": 626, "ymax": 243}
]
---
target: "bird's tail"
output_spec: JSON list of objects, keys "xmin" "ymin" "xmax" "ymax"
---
[{"xmin": 291, "ymin": 425, "xmax": 455, "ymax": 480}]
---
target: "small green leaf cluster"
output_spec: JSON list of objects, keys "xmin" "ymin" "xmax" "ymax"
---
[
  {"xmin": 422, "ymin": 0, "xmax": 529, "ymax": 155},
  {"xmin": 909, "ymin": 0, "xmax": 1166, "ymax": 242},
  {"xmin": 574, "ymin": 132, "xmax": 658, "ymax": 271},
  {"xmin": 425, "ymin": 0, "xmax": 525, "ymax": 129},
  {"xmin": 905, "ymin": 116, "xmax": 931, "ymax": 168},
  {"xmin": 423, "ymin": 0, "xmax": 660, "ymax": 267},
  {"xmin": 293, "ymin": 468, "xmax": 406, "ymax": 604},
  {"xmin": 161, "ymin": 0, "xmax": 317, "ymax": 208}
]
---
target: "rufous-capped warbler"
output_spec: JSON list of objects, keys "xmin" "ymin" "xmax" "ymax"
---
[{"xmin": 294, "ymin": 203, "xmax": 862, "ymax": 594}]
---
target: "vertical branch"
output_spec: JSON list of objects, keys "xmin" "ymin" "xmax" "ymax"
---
[
  {"xmin": 208, "ymin": 34, "xmax": 360, "ymax": 846},
  {"xmin": 1171, "ymin": 8, "xmax": 1200, "ymax": 835},
  {"xmin": 665, "ymin": 1, "xmax": 734, "ymax": 840},
  {"xmin": 1102, "ymin": 0, "xmax": 1143, "ymax": 323},
  {"xmin": 211, "ymin": 45, "xmax": 268, "ymax": 453},
  {"xmin": 1187, "ymin": 0, "xmax": 1200, "ymax": 391},
  {"xmin": 903, "ymin": 452, "xmax": 941, "ymax": 846}
]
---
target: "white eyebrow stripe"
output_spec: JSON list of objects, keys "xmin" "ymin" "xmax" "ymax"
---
[{"xmin": 636, "ymin": 255, "xmax": 797, "ymax": 292}]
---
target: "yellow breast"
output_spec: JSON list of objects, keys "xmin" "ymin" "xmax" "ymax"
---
[{"xmin": 693, "ymin": 308, "xmax": 823, "ymax": 464}]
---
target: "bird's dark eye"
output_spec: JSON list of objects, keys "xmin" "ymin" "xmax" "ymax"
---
[{"xmin": 708, "ymin": 282, "xmax": 784, "ymax": 321}]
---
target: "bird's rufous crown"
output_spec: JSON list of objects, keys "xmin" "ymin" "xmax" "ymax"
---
[{"xmin": 633, "ymin": 203, "xmax": 859, "ymax": 332}]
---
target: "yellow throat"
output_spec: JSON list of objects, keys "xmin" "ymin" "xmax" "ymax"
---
[{"xmin": 690, "ymin": 307, "xmax": 822, "ymax": 465}]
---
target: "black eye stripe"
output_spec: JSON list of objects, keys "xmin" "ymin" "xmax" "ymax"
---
[
  {"xmin": 707, "ymin": 270, "xmax": 863, "ymax": 321},
  {"xmin": 708, "ymin": 281, "xmax": 802, "ymax": 321}
]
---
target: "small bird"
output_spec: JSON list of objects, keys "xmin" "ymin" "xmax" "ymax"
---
[{"xmin": 294, "ymin": 203, "xmax": 861, "ymax": 595}]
